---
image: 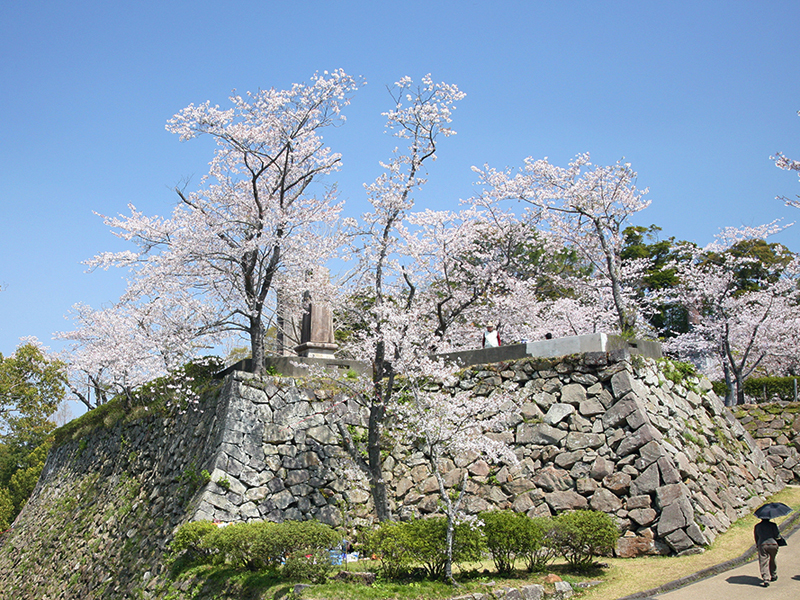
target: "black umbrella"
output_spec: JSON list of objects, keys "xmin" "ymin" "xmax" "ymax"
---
[{"xmin": 755, "ymin": 502, "xmax": 793, "ymax": 520}]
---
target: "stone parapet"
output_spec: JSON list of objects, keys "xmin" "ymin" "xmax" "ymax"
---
[{"xmin": 436, "ymin": 333, "xmax": 661, "ymax": 369}]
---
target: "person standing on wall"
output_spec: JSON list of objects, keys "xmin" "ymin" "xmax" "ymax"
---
[{"xmin": 482, "ymin": 323, "xmax": 501, "ymax": 348}]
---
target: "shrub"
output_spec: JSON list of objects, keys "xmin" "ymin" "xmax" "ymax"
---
[
  {"xmin": 282, "ymin": 548, "xmax": 335, "ymax": 583},
  {"xmin": 169, "ymin": 520, "xmax": 219, "ymax": 564},
  {"xmin": 743, "ymin": 376, "xmax": 800, "ymax": 403},
  {"xmin": 0, "ymin": 487, "xmax": 14, "ymax": 532},
  {"xmin": 274, "ymin": 519, "xmax": 341, "ymax": 557},
  {"xmin": 519, "ymin": 516, "xmax": 558, "ymax": 572},
  {"xmin": 480, "ymin": 510, "xmax": 530, "ymax": 574},
  {"xmin": 551, "ymin": 510, "xmax": 619, "ymax": 572},
  {"xmin": 360, "ymin": 520, "xmax": 414, "ymax": 579},
  {"xmin": 202, "ymin": 522, "xmax": 263, "ymax": 570},
  {"xmin": 365, "ymin": 517, "xmax": 484, "ymax": 580},
  {"xmin": 172, "ymin": 519, "xmax": 341, "ymax": 576}
]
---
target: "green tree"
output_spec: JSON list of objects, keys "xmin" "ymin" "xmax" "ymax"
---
[
  {"xmin": 703, "ymin": 238, "xmax": 794, "ymax": 294},
  {"xmin": 0, "ymin": 487, "xmax": 13, "ymax": 531},
  {"xmin": 0, "ymin": 342, "xmax": 65, "ymax": 451},
  {"xmin": 621, "ymin": 225, "xmax": 694, "ymax": 336},
  {"xmin": 0, "ymin": 342, "xmax": 65, "ymax": 524},
  {"xmin": 551, "ymin": 510, "xmax": 618, "ymax": 571}
]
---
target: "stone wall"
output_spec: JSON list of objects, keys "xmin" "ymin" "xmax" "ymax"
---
[
  {"xmin": 0, "ymin": 391, "xmax": 227, "ymax": 599},
  {"xmin": 734, "ymin": 402, "xmax": 800, "ymax": 484},
  {"xmin": 0, "ymin": 351, "xmax": 784, "ymax": 598},
  {"xmin": 194, "ymin": 351, "xmax": 781, "ymax": 557}
]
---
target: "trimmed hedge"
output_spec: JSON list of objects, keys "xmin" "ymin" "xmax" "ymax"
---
[
  {"xmin": 169, "ymin": 519, "xmax": 341, "ymax": 581},
  {"xmin": 744, "ymin": 376, "xmax": 800, "ymax": 403},
  {"xmin": 169, "ymin": 510, "xmax": 619, "ymax": 582},
  {"xmin": 362, "ymin": 516, "xmax": 484, "ymax": 580}
]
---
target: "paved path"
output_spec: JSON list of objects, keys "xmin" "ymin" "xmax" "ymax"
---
[
  {"xmin": 637, "ymin": 517, "xmax": 800, "ymax": 600},
  {"xmin": 651, "ymin": 536, "xmax": 800, "ymax": 600}
]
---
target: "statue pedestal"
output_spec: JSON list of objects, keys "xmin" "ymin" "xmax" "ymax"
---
[{"xmin": 294, "ymin": 342, "xmax": 338, "ymax": 360}]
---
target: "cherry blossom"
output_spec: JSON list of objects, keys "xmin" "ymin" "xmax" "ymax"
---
[
  {"xmin": 661, "ymin": 222, "xmax": 800, "ymax": 404},
  {"xmin": 88, "ymin": 71, "xmax": 360, "ymax": 375},
  {"xmin": 475, "ymin": 153, "xmax": 651, "ymax": 334}
]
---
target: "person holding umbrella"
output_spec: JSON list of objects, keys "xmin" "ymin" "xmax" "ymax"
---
[{"xmin": 753, "ymin": 502, "xmax": 791, "ymax": 587}]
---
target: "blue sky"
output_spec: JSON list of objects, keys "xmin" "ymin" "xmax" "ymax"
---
[{"xmin": 2, "ymin": 0, "xmax": 800, "ymax": 360}]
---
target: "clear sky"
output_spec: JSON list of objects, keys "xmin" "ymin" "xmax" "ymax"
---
[{"xmin": 2, "ymin": 0, "xmax": 800, "ymax": 360}]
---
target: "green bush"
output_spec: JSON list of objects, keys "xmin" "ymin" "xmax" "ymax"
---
[
  {"xmin": 365, "ymin": 517, "xmax": 484, "ymax": 580},
  {"xmin": 519, "ymin": 516, "xmax": 558, "ymax": 572},
  {"xmin": 274, "ymin": 519, "xmax": 342, "ymax": 557},
  {"xmin": 712, "ymin": 380, "xmax": 728, "ymax": 398},
  {"xmin": 0, "ymin": 487, "xmax": 14, "ymax": 531},
  {"xmin": 169, "ymin": 519, "xmax": 341, "ymax": 576},
  {"xmin": 744, "ymin": 376, "xmax": 800, "ymax": 403},
  {"xmin": 169, "ymin": 520, "xmax": 219, "ymax": 564},
  {"xmin": 202, "ymin": 522, "xmax": 264, "ymax": 570},
  {"xmin": 480, "ymin": 510, "xmax": 531, "ymax": 574},
  {"xmin": 551, "ymin": 510, "xmax": 619, "ymax": 571},
  {"xmin": 361, "ymin": 520, "xmax": 414, "ymax": 579},
  {"xmin": 282, "ymin": 548, "xmax": 335, "ymax": 584}
]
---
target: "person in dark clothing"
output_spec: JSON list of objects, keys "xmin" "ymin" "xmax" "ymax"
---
[{"xmin": 754, "ymin": 518, "xmax": 783, "ymax": 586}]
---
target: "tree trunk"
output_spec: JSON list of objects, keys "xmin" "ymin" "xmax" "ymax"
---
[
  {"xmin": 367, "ymin": 401, "xmax": 391, "ymax": 521},
  {"xmin": 735, "ymin": 369, "xmax": 746, "ymax": 405},
  {"xmin": 250, "ymin": 317, "xmax": 266, "ymax": 375},
  {"xmin": 723, "ymin": 362, "xmax": 734, "ymax": 407}
]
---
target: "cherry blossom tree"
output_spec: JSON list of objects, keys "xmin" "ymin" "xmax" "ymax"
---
[
  {"xmin": 662, "ymin": 222, "xmax": 800, "ymax": 405},
  {"xmin": 395, "ymin": 205, "xmax": 536, "ymax": 351},
  {"xmin": 89, "ymin": 71, "xmax": 360, "ymax": 375},
  {"xmin": 394, "ymin": 362, "xmax": 517, "ymax": 582},
  {"xmin": 334, "ymin": 75, "xmax": 467, "ymax": 521},
  {"xmin": 55, "ymin": 289, "xmax": 215, "ymax": 409},
  {"xmin": 474, "ymin": 154, "xmax": 651, "ymax": 334}
]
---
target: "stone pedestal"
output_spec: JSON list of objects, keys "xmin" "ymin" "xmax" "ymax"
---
[{"xmin": 294, "ymin": 288, "xmax": 338, "ymax": 359}]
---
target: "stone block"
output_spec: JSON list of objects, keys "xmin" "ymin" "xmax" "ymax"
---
[
  {"xmin": 533, "ymin": 467, "xmax": 573, "ymax": 492},
  {"xmin": 544, "ymin": 403, "xmax": 575, "ymax": 426},
  {"xmin": 590, "ymin": 488, "xmax": 622, "ymax": 512},
  {"xmin": 560, "ymin": 384, "xmax": 587, "ymax": 406},
  {"xmin": 520, "ymin": 584, "xmax": 545, "ymax": 600},
  {"xmin": 630, "ymin": 463, "xmax": 659, "ymax": 496},
  {"xmin": 576, "ymin": 477, "xmax": 599, "ymax": 494},
  {"xmin": 628, "ymin": 507, "xmax": 657, "ymax": 526},
  {"xmin": 516, "ymin": 423, "xmax": 567, "ymax": 446},
  {"xmin": 545, "ymin": 490, "xmax": 588, "ymax": 511},
  {"xmin": 553, "ymin": 581, "xmax": 574, "ymax": 599},
  {"xmin": 590, "ymin": 456, "xmax": 614, "ymax": 480},
  {"xmin": 657, "ymin": 457, "xmax": 681, "ymax": 485},
  {"xmin": 616, "ymin": 424, "xmax": 660, "ymax": 458},
  {"xmin": 657, "ymin": 499, "xmax": 692, "ymax": 536},
  {"xmin": 602, "ymin": 394, "xmax": 642, "ymax": 428},
  {"xmin": 554, "ymin": 450, "xmax": 583, "ymax": 469},
  {"xmin": 611, "ymin": 371, "xmax": 634, "ymax": 399},
  {"xmin": 664, "ymin": 528, "xmax": 694, "ymax": 553},
  {"xmin": 654, "ymin": 483, "xmax": 686, "ymax": 510},
  {"xmin": 316, "ymin": 505, "xmax": 343, "ymax": 527},
  {"xmin": 579, "ymin": 398, "xmax": 605, "ymax": 417},
  {"xmin": 603, "ymin": 472, "xmax": 632, "ymax": 494},
  {"xmin": 616, "ymin": 534, "xmax": 656, "ymax": 558},
  {"xmin": 565, "ymin": 432, "xmax": 605, "ymax": 451}
]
